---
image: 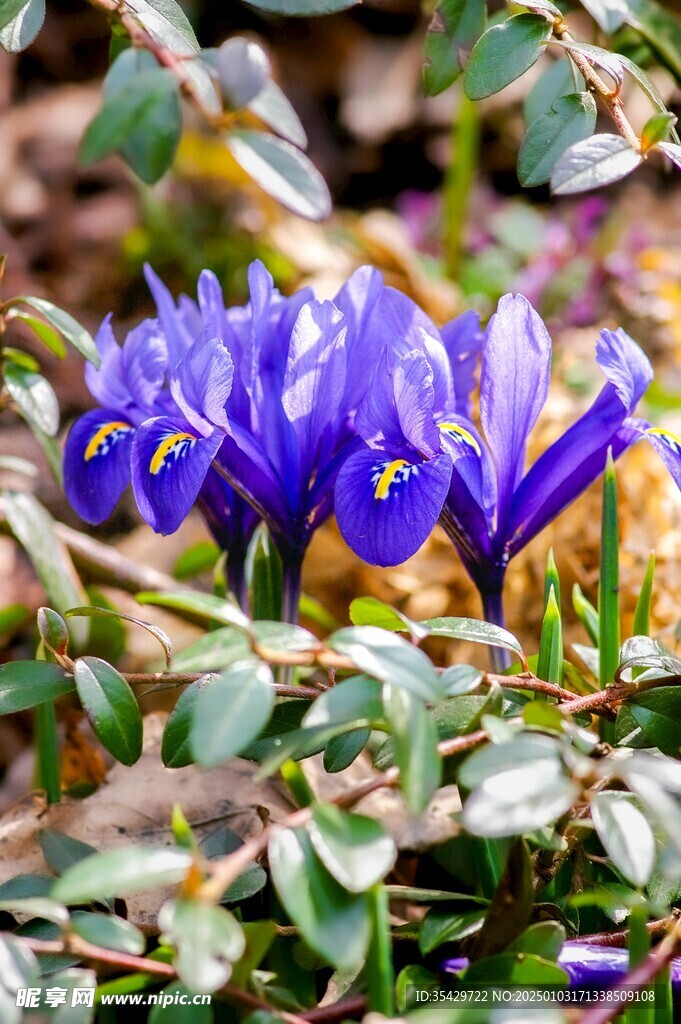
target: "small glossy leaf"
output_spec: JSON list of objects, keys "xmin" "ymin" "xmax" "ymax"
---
[
  {"xmin": 464, "ymin": 14, "xmax": 552, "ymax": 100},
  {"xmin": 67, "ymin": 605, "xmax": 171, "ymax": 667},
  {"xmin": 5, "ymin": 311, "xmax": 64, "ymax": 356},
  {"xmin": 419, "ymin": 908, "xmax": 485, "ymax": 954},
  {"xmin": 507, "ymin": 921, "xmax": 566, "ymax": 960},
  {"xmin": 463, "ymin": 761, "xmax": 579, "ymax": 837},
  {"xmin": 248, "ymin": 77, "xmax": 307, "ymax": 148},
  {"xmin": 303, "ymin": 674, "xmax": 383, "ymax": 729},
  {"xmin": 70, "ymin": 911, "xmax": 145, "ymax": 954},
  {"xmin": 226, "ymin": 129, "xmax": 332, "ymax": 220},
  {"xmin": 424, "ymin": 616, "xmax": 525, "ymax": 665},
  {"xmin": 641, "ymin": 110, "xmax": 677, "ymax": 148},
  {"xmin": 13, "ymin": 296, "xmax": 99, "ymax": 365},
  {"xmin": 3, "ymin": 363, "xmax": 59, "ymax": 435},
  {"xmin": 307, "ymin": 805, "xmax": 397, "ymax": 893},
  {"xmin": 190, "ymin": 661, "xmax": 275, "ymax": 767},
  {"xmin": 440, "ymin": 665, "xmax": 483, "ymax": 696},
  {"xmin": 162, "ymin": 678, "xmax": 207, "ymax": 768},
  {"xmin": 524, "ymin": 57, "xmax": 584, "ymax": 125},
  {"xmin": 136, "ymin": 590, "xmax": 250, "ymax": 631},
  {"xmin": 52, "ymin": 845, "xmax": 192, "ymax": 903},
  {"xmin": 73, "ymin": 657, "xmax": 143, "ymax": 766},
  {"xmin": 0, "ymin": 660, "xmax": 74, "ymax": 714},
  {"xmin": 39, "ymin": 829, "xmax": 97, "ymax": 874},
  {"xmin": 658, "ymin": 140, "xmax": 681, "ymax": 168},
  {"xmin": 424, "ymin": 0, "xmax": 486, "ymax": 96},
  {"xmin": 0, "ymin": 0, "xmax": 31, "ymax": 33},
  {"xmin": 0, "ymin": 896, "xmax": 69, "ymax": 927},
  {"xmin": 217, "ymin": 37, "xmax": 270, "ymax": 108},
  {"xmin": 0, "ymin": 931, "xmax": 39, "ymax": 990},
  {"xmin": 626, "ymin": 687, "xmax": 681, "ymax": 757},
  {"xmin": 81, "ymin": 68, "xmax": 181, "ymax": 184},
  {"xmin": 329, "ymin": 626, "xmax": 441, "ymax": 701},
  {"xmin": 620, "ymin": 635, "xmax": 681, "ymax": 676},
  {"xmin": 349, "ymin": 596, "xmax": 428, "ymax": 641},
  {"xmin": 591, "ymin": 791, "xmax": 656, "ymax": 887},
  {"xmin": 464, "ymin": 952, "xmax": 568, "ymax": 985},
  {"xmin": 159, "ymin": 898, "xmax": 245, "ymax": 992},
  {"xmin": 518, "ymin": 92, "xmax": 597, "ymax": 187},
  {"xmin": 269, "ymin": 827, "xmax": 371, "ymax": 970},
  {"xmin": 0, "ymin": 875, "xmax": 53, "ymax": 900},
  {"xmin": 385, "ymin": 685, "xmax": 442, "ymax": 815},
  {"xmin": 171, "ymin": 629, "xmax": 251, "ymax": 673},
  {"xmin": 579, "ymin": 0, "xmax": 628, "ymax": 33},
  {"xmin": 200, "ymin": 827, "xmax": 267, "ymax": 903},
  {"xmin": 551, "ymin": 134, "xmax": 642, "ymax": 195},
  {"xmin": 323, "ymin": 728, "xmax": 370, "ymax": 772},
  {"xmin": 37, "ymin": 607, "xmax": 69, "ymax": 658},
  {"xmin": 458, "ymin": 734, "xmax": 562, "ymax": 791}
]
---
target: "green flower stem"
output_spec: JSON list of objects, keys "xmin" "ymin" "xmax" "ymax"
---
[
  {"xmin": 474, "ymin": 836, "xmax": 505, "ymax": 898},
  {"xmin": 627, "ymin": 904, "xmax": 654, "ymax": 1024},
  {"xmin": 366, "ymin": 885, "xmax": 395, "ymax": 1016},
  {"xmin": 34, "ymin": 700, "xmax": 61, "ymax": 804},
  {"xmin": 443, "ymin": 94, "xmax": 479, "ymax": 278},
  {"xmin": 598, "ymin": 450, "xmax": 620, "ymax": 743}
]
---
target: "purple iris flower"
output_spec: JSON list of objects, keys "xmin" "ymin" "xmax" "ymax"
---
[
  {"xmin": 62, "ymin": 267, "xmax": 258, "ymax": 601},
  {"xmin": 335, "ymin": 293, "xmax": 673, "ymax": 628}
]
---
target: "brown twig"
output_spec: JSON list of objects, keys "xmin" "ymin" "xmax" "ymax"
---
[
  {"xmin": 575, "ymin": 914, "xmax": 679, "ymax": 948},
  {"xmin": 300, "ymin": 996, "xmax": 366, "ymax": 1022},
  {"xmin": 124, "ymin": 671, "xmax": 321, "ymax": 701}
]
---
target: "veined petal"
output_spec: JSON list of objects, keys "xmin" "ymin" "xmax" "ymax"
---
[
  {"xmin": 393, "ymin": 350, "xmax": 441, "ymax": 458},
  {"xmin": 355, "ymin": 349, "xmax": 406, "ymax": 449},
  {"xmin": 335, "ymin": 446, "xmax": 452, "ymax": 566},
  {"xmin": 170, "ymin": 334, "xmax": 234, "ymax": 434},
  {"xmin": 508, "ymin": 329, "xmax": 653, "ymax": 550},
  {"xmin": 144, "ymin": 264, "xmax": 195, "ymax": 365},
  {"xmin": 440, "ymin": 310, "xmax": 482, "ymax": 418},
  {"xmin": 63, "ymin": 409, "xmax": 134, "ymax": 524},
  {"xmin": 644, "ymin": 426, "xmax": 681, "ymax": 489},
  {"xmin": 131, "ymin": 417, "xmax": 223, "ymax": 535},
  {"xmin": 480, "ymin": 293, "xmax": 552, "ymax": 528},
  {"xmin": 282, "ymin": 299, "xmax": 347, "ymax": 484}
]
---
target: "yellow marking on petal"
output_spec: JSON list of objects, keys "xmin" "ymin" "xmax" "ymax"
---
[
  {"xmin": 84, "ymin": 421, "xmax": 131, "ymax": 462},
  {"xmin": 438, "ymin": 422, "xmax": 481, "ymax": 455},
  {"xmin": 374, "ymin": 459, "xmax": 409, "ymax": 500},
  {"xmin": 150, "ymin": 432, "xmax": 196, "ymax": 475},
  {"xmin": 647, "ymin": 426, "xmax": 681, "ymax": 449}
]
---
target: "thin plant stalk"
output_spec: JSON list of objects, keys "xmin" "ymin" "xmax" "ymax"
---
[
  {"xmin": 443, "ymin": 95, "xmax": 479, "ymax": 278},
  {"xmin": 34, "ymin": 700, "xmax": 61, "ymax": 804},
  {"xmin": 366, "ymin": 885, "xmax": 395, "ymax": 1016}
]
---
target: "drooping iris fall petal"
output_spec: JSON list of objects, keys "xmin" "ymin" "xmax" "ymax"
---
[{"xmin": 63, "ymin": 409, "xmax": 135, "ymax": 524}]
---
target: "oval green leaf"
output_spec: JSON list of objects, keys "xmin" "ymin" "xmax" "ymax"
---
[
  {"xmin": 3, "ymin": 363, "xmax": 59, "ymax": 436},
  {"xmin": 551, "ymin": 133, "xmax": 642, "ymax": 195},
  {"xmin": 0, "ymin": 661, "xmax": 74, "ymax": 715},
  {"xmin": 519, "ymin": 92, "xmax": 597, "ymax": 187},
  {"xmin": 73, "ymin": 657, "xmax": 143, "ymax": 766},
  {"xmin": 329, "ymin": 626, "xmax": 441, "ymax": 701},
  {"xmin": 464, "ymin": 14, "xmax": 552, "ymax": 100},
  {"xmin": 52, "ymin": 845, "xmax": 193, "ymax": 903},
  {"xmin": 307, "ymin": 805, "xmax": 397, "ymax": 893},
  {"xmin": 226, "ymin": 129, "xmax": 331, "ymax": 221},
  {"xmin": 190, "ymin": 661, "xmax": 275, "ymax": 768}
]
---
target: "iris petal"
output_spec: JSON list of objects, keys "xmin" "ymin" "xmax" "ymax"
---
[
  {"xmin": 63, "ymin": 409, "xmax": 134, "ymax": 524},
  {"xmin": 335, "ymin": 446, "xmax": 452, "ymax": 566},
  {"xmin": 131, "ymin": 416, "xmax": 223, "ymax": 535},
  {"xmin": 644, "ymin": 426, "xmax": 681, "ymax": 489}
]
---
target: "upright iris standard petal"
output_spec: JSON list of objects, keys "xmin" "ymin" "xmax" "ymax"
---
[
  {"xmin": 143, "ymin": 264, "xmax": 195, "ymax": 365},
  {"xmin": 507, "ymin": 329, "xmax": 654, "ymax": 551},
  {"xmin": 392, "ymin": 350, "xmax": 441, "ymax": 458},
  {"xmin": 479, "ymin": 293, "xmax": 552, "ymax": 527},
  {"xmin": 170, "ymin": 334, "xmax": 234, "ymax": 435},
  {"xmin": 63, "ymin": 409, "xmax": 135, "ymax": 524},
  {"xmin": 335, "ymin": 445, "xmax": 452, "ymax": 566},
  {"xmin": 439, "ymin": 310, "xmax": 482, "ymax": 418},
  {"xmin": 131, "ymin": 417, "xmax": 223, "ymax": 535},
  {"xmin": 282, "ymin": 299, "xmax": 347, "ymax": 485}
]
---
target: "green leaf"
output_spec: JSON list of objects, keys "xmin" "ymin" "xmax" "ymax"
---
[
  {"xmin": 507, "ymin": 920, "xmax": 566, "ymax": 960},
  {"xmin": 0, "ymin": 0, "xmax": 42, "ymax": 52},
  {"xmin": 44, "ymin": 968, "xmax": 97, "ymax": 1023},
  {"xmin": 329, "ymin": 626, "xmax": 441, "ymax": 701},
  {"xmin": 0, "ymin": 931, "xmax": 39, "ymax": 989},
  {"xmin": 162, "ymin": 678, "xmax": 206, "ymax": 768},
  {"xmin": 70, "ymin": 911, "xmax": 145, "ymax": 954},
  {"xmin": 518, "ymin": 92, "xmax": 597, "ymax": 187},
  {"xmin": 3, "ymin": 491, "xmax": 88, "ymax": 648},
  {"xmin": 159, "ymin": 898, "xmax": 245, "ymax": 992},
  {"xmin": 3, "ymin": 363, "xmax": 59, "ymax": 436},
  {"xmin": 619, "ymin": 635, "xmax": 681, "ymax": 676},
  {"xmin": 464, "ymin": 14, "xmax": 552, "ymax": 100},
  {"xmin": 243, "ymin": 0, "xmax": 358, "ymax": 12},
  {"xmin": 303, "ymin": 673, "xmax": 383, "ymax": 729},
  {"xmin": 200, "ymin": 827, "xmax": 267, "ymax": 903},
  {"xmin": 536, "ymin": 584, "xmax": 564, "ymax": 683},
  {"xmin": 0, "ymin": 874, "xmax": 53, "ymax": 900},
  {"xmin": 0, "ymin": 896, "xmax": 69, "ymax": 927},
  {"xmin": 66, "ymin": 605, "xmax": 171, "ymax": 667},
  {"xmin": 440, "ymin": 664, "xmax": 483, "ymax": 696},
  {"xmin": 626, "ymin": 687, "xmax": 681, "ymax": 757},
  {"xmin": 619, "ymin": 53, "xmax": 681, "ymax": 142},
  {"xmin": 591, "ymin": 791, "xmax": 656, "ymax": 887},
  {"xmin": 323, "ymin": 728, "xmax": 370, "ymax": 772},
  {"xmin": 0, "ymin": 660, "xmax": 73, "ymax": 714},
  {"xmin": 248, "ymin": 78, "xmax": 307, "ymax": 148},
  {"xmin": 462, "ymin": 756, "xmax": 579, "ymax": 837},
  {"xmin": 419, "ymin": 908, "xmax": 486, "ymax": 954},
  {"xmin": 81, "ymin": 67, "xmax": 181, "ymax": 185},
  {"xmin": 572, "ymin": 583, "xmax": 599, "ymax": 645},
  {"xmin": 524, "ymin": 57, "xmax": 584, "ymax": 125},
  {"xmin": 464, "ymin": 952, "xmax": 568, "ymax": 985},
  {"xmin": 190, "ymin": 661, "xmax": 275, "ymax": 767},
  {"xmin": 136, "ymin": 589, "xmax": 250, "ymax": 631},
  {"xmin": 307, "ymin": 805, "xmax": 397, "ymax": 893},
  {"xmin": 641, "ymin": 111, "xmax": 677, "ymax": 148},
  {"xmin": 172, "ymin": 541, "xmax": 219, "ymax": 580},
  {"xmin": 625, "ymin": 0, "xmax": 681, "ymax": 82},
  {"xmin": 12, "ymin": 296, "xmax": 99, "ymax": 365},
  {"xmin": 39, "ymin": 829, "xmax": 97, "ymax": 874},
  {"xmin": 424, "ymin": 0, "xmax": 486, "ymax": 97},
  {"xmin": 148, "ymin": 983, "xmax": 212, "ymax": 1024},
  {"xmin": 0, "ymin": 0, "xmax": 30, "ymax": 33},
  {"xmin": 424, "ymin": 616, "xmax": 526, "ymax": 666},
  {"xmin": 458, "ymin": 733, "xmax": 563, "ymax": 791},
  {"xmin": 216, "ymin": 37, "xmax": 270, "ymax": 109},
  {"xmin": 350, "ymin": 596, "xmax": 428, "ymax": 641},
  {"xmin": 171, "ymin": 629, "xmax": 251, "ymax": 673},
  {"xmin": 37, "ymin": 607, "xmax": 69, "ymax": 658},
  {"xmin": 268, "ymin": 827, "xmax": 371, "ymax": 970},
  {"xmin": 633, "ymin": 551, "xmax": 655, "ymax": 641},
  {"xmin": 551, "ymin": 134, "xmax": 642, "ymax": 195},
  {"xmin": 226, "ymin": 130, "xmax": 331, "ymax": 221},
  {"xmin": 4, "ymin": 312, "xmax": 64, "ymax": 359},
  {"xmin": 385, "ymin": 685, "xmax": 442, "ymax": 815},
  {"xmin": 474, "ymin": 837, "xmax": 534, "ymax": 958},
  {"xmin": 73, "ymin": 657, "xmax": 143, "ymax": 766},
  {"xmin": 52, "ymin": 845, "xmax": 192, "ymax": 903}
]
